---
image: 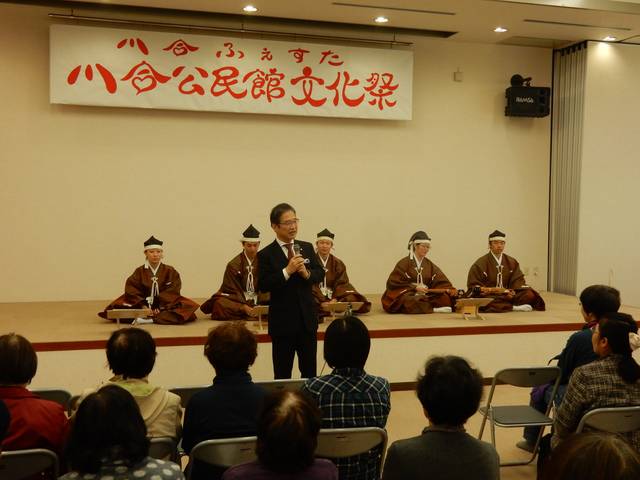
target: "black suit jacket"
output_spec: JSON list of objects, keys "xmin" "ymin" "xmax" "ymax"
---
[{"xmin": 258, "ymin": 239, "xmax": 325, "ymax": 336}]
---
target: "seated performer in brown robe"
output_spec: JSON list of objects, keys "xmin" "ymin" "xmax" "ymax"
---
[
  {"xmin": 98, "ymin": 236, "xmax": 199, "ymax": 324},
  {"xmin": 312, "ymin": 228, "xmax": 371, "ymax": 317},
  {"xmin": 467, "ymin": 229, "xmax": 546, "ymax": 313},
  {"xmin": 200, "ymin": 224, "xmax": 268, "ymax": 320},
  {"xmin": 382, "ymin": 231, "xmax": 457, "ymax": 314}
]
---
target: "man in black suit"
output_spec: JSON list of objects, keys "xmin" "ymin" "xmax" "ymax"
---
[{"xmin": 258, "ymin": 203, "xmax": 325, "ymax": 379}]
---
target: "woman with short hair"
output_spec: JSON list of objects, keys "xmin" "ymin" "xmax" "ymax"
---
[
  {"xmin": 381, "ymin": 355, "xmax": 499, "ymax": 480},
  {"xmin": 302, "ymin": 316, "xmax": 390, "ymax": 480},
  {"xmin": 105, "ymin": 327, "xmax": 182, "ymax": 439},
  {"xmin": 76, "ymin": 327, "xmax": 182, "ymax": 440},
  {"xmin": 222, "ymin": 390, "xmax": 338, "ymax": 479},
  {"xmin": 59, "ymin": 385, "xmax": 184, "ymax": 480},
  {"xmin": 0, "ymin": 333, "xmax": 68, "ymax": 456},
  {"xmin": 182, "ymin": 322, "xmax": 266, "ymax": 480}
]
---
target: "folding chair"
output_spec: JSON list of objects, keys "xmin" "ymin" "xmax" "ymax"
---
[
  {"xmin": 149, "ymin": 437, "xmax": 179, "ymax": 462},
  {"xmin": 187, "ymin": 436, "xmax": 257, "ymax": 479},
  {"xmin": 169, "ymin": 385, "xmax": 208, "ymax": 408},
  {"xmin": 32, "ymin": 388, "xmax": 72, "ymax": 414},
  {"xmin": 255, "ymin": 378, "xmax": 307, "ymax": 395},
  {"xmin": 478, "ymin": 366, "xmax": 561, "ymax": 466},
  {"xmin": 315, "ymin": 427, "xmax": 388, "ymax": 474},
  {"xmin": 576, "ymin": 405, "xmax": 640, "ymax": 433},
  {"xmin": 0, "ymin": 448, "xmax": 59, "ymax": 480}
]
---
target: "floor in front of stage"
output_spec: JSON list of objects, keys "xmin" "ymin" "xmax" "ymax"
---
[{"xmin": 2, "ymin": 291, "xmax": 639, "ymax": 348}]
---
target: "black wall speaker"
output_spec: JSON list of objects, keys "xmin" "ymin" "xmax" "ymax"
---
[{"xmin": 505, "ymin": 86, "xmax": 551, "ymax": 117}]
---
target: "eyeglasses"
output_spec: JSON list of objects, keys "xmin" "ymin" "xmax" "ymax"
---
[{"xmin": 279, "ymin": 218, "xmax": 300, "ymax": 227}]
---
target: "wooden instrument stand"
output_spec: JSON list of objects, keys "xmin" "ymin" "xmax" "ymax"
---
[
  {"xmin": 106, "ymin": 308, "xmax": 152, "ymax": 327},
  {"xmin": 252, "ymin": 305, "xmax": 270, "ymax": 332},
  {"xmin": 320, "ymin": 302, "xmax": 364, "ymax": 322},
  {"xmin": 455, "ymin": 298, "xmax": 494, "ymax": 321}
]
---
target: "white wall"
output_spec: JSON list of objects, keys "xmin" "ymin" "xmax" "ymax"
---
[
  {"xmin": 577, "ymin": 42, "xmax": 640, "ymax": 306},
  {"xmin": 0, "ymin": 3, "xmax": 551, "ymax": 303}
]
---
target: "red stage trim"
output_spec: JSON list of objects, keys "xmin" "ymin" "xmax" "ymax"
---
[{"xmin": 31, "ymin": 322, "xmax": 584, "ymax": 352}]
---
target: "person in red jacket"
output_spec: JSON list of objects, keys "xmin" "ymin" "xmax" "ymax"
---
[{"xmin": 0, "ymin": 333, "xmax": 68, "ymax": 456}]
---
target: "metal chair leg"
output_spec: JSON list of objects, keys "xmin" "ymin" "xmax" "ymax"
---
[
  {"xmin": 478, "ymin": 409, "xmax": 488, "ymax": 440},
  {"xmin": 500, "ymin": 424, "xmax": 550, "ymax": 466},
  {"xmin": 489, "ymin": 408, "xmax": 496, "ymax": 448}
]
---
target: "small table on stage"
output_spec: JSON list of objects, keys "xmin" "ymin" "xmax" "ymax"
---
[
  {"xmin": 252, "ymin": 305, "xmax": 270, "ymax": 332},
  {"xmin": 321, "ymin": 302, "xmax": 364, "ymax": 322},
  {"xmin": 106, "ymin": 309, "xmax": 152, "ymax": 327},
  {"xmin": 455, "ymin": 298, "xmax": 494, "ymax": 321}
]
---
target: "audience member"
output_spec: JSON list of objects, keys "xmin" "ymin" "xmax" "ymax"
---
[
  {"xmin": 59, "ymin": 385, "xmax": 184, "ymax": 480},
  {"xmin": 519, "ymin": 284, "xmax": 621, "ymax": 452},
  {"xmin": 543, "ymin": 432, "xmax": 640, "ymax": 480},
  {"xmin": 302, "ymin": 316, "xmax": 390, "ymax": 480},
  {"xmin": 0, "ymin": 333, "xmax": 68, "ymax": 456},
  {"xmin": 552, "ymin": 312, "xmax": 640, "ymax": 450},
  {"xmin": 222, "ymin": 390, "xmax": 338, "ymax": 480},
  {"xmin": 381, "ymin": 356, "xmax": 499, "ymax": 480},
  {"xmin": 182, "ymin": 322, "xmax": 267, "ymax": 480},
  {"xmin": 78, "ymin": 327, "xmax": 182, "ymax": 439}
]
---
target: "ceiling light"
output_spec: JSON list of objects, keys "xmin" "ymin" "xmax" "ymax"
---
[
  {"xmin": 374, "ymin": 16, "xmax": 389, "ymax": 24},
  {"xmin": 603, "ymin": 36, "xmax": 617, "ymax": 41},
  {"xmin": 494, "ymin": 26, "xmax": 508, "ymax": 33},
  {"xmin": 243, "ymin": 5, "xmax": 258, "ymax": 13}
]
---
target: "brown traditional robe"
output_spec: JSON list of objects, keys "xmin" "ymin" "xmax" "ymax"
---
[
  {"xmin": 382, "ymin": 256, "xmax": 455, "ymax": 314},
  {"xmin": 312, "ymin": 253, "xmax": 371, "ymax": 315},
  {"xmin": 98, "ymin": 263, "xmax": 198, "ymax": 324},
  {"xmin": 200, "ymin": 253, "xmax": 268, "ymax": 320},
  {"xmin": 467, "ymin": 252, "xmax": 546, "ymax": 313}
]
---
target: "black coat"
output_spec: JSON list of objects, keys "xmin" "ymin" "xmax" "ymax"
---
[
  {"xmin": 258, "ymin": 239, "xmax": 325, "ymax": 336},
  {"xmin": 182, "ymin": 371, "xmax": 267, "ymax": 480}
]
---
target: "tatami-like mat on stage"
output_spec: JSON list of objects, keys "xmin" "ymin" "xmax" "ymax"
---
[{"xmin": 1, "ymin": 291, "xmax": 639, "ymax": 349}]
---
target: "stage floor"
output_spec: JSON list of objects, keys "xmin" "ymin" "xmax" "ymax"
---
[{"xmin": 2, "ymin": 291, "xmax": 638, "ymax": 351}]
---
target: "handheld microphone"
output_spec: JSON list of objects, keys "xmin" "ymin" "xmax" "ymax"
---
[{"xmin": 293, "ymin": 243, "xmax": 310, "ymax": 264}]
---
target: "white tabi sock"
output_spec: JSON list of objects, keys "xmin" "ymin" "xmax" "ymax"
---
[
  {"xmin": 133, "ymin": 317, "xmax": 154, "ymax": 325},
  {"xmin": 433, "ymin": 306, "xmax": 453, "ymax": 313},
  {"xmin": 512, "ymin": 304, "xmax": 533, "ymax": 312}
]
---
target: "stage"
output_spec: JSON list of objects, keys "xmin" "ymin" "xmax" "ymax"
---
[
  {"xmin": 2, "ymin": 291, "xmax": 639, "ymax": 393},
  {"xmin": 0, "ymin": 291, "xmax": 596, "ymax": 347}
]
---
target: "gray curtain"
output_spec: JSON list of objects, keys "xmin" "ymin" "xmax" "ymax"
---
[{"xmin": 549, "ymin": 42, "xmax": 586, "ymax": 295}]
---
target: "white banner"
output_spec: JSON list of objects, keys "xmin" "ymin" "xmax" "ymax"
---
[{"xmin": 50, "ymin": 25, "xmax": 413, "ymax": 120}]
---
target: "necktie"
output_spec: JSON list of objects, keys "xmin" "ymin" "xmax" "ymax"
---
[{"xmin": 285, "ymin": 243, "xmax": 294, "ymax": 260}]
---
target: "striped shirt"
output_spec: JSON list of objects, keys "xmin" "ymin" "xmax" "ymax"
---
[{"xmin": 302, "ymin": 368, "xmax": 391, "ymax": 480}]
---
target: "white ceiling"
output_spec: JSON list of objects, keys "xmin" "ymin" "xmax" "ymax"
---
[{"xmin": 57, "ymin": 0, "xmax": 640, "ymax": 47}]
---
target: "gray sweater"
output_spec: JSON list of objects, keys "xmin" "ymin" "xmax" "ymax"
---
[{"xmin": 381, "ymin": 427, "xmax": 500, "ymax": 480}]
